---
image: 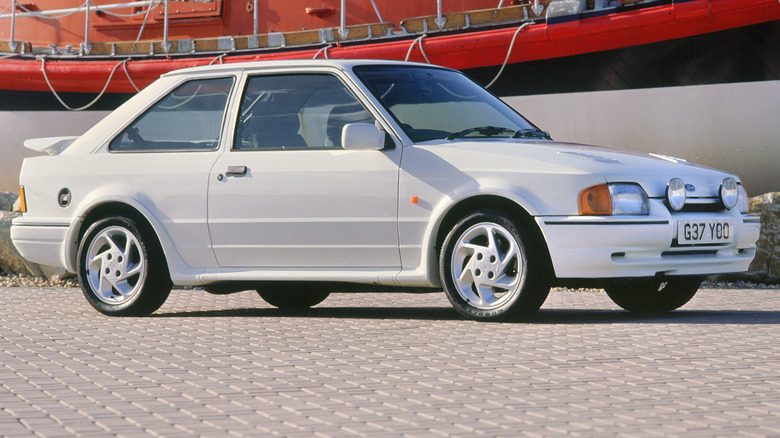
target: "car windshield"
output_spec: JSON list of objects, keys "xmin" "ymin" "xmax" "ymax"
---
[{"xmin": 353, "ymin": 65, "xmax": 540, "ymax": 142}]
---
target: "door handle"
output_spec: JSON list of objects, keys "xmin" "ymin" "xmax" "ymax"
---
[{"xmin": 225, "ymin": 166, "xmax": 248, "ymax": 176}]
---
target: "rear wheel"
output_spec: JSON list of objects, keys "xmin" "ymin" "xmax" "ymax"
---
[
  {"xmin": 77, "ymin": 216, "xmax": 171, "ymax": 316},
  {"xmin": 257, "ymin": 284, "xmax": 330, "ymax": 309},
  {"xmin": 604, "ymin": 277, "xmax": 703, "ymax": 313},
  {"xmin": 439, "ymin": 209, "xmax": 551, "ymax": 321}
]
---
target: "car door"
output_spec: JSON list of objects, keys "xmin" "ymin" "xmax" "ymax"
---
[{"xmin": 207, "ymin": 72, "xmax": 402, "ymax": 268}]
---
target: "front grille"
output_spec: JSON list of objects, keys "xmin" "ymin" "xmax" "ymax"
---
[{"xmin": 663, "ymin": 199, "xmax": 724, "ymax": 213}]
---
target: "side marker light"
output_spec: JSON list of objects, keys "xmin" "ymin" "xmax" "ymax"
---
[{"xmin": 19, "ymin": 186, "xmax": 27, "ymax": 213}]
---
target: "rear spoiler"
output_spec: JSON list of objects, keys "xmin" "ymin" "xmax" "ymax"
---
[{"xmin": 23, "ymin": 136, "xmax": 79, "ymax": 156}]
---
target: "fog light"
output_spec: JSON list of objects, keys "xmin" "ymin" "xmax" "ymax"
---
[
  {"xmin": 666, "ymin": 178, "xmax": 686, "ymax": 211},
  {"xmin": 720, "ymin": 177, "xmax": 739, "ymax": 210}
]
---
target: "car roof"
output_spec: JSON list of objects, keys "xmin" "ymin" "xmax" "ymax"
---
[{"xmin": 161, "ymin": 59, "xmax": 446, "ymax": 78}]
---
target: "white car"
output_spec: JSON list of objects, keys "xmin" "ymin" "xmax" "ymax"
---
[{"xmin": 11, "ymin": 60, "xmax": 760, "ymax": 320}]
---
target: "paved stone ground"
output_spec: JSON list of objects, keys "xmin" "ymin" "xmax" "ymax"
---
[{"xmin": 0, "ymin": 286, "xmax": 778, "ymax": 437}]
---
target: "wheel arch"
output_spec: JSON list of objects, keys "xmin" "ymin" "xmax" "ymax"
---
[
  {"xmin": 429, "ymin": 194, "xmax": 554, "ymax": 283},
  {"xmin": 66, "ymin": 201, "xmax": 173, "ymax": 278}
]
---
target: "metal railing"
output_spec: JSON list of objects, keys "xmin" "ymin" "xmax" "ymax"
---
[
  {"xmin": 2, "ymin": 0, "xmax": 512, "ymax": 55},
  {"xmin": 2, "ymin": 0, "xmax": 162, "ymax": 54}
]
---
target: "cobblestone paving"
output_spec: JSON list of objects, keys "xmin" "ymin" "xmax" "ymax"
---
[{"xmin": 0, "ymin": 287, "xmax": 778, "ymax": 437}]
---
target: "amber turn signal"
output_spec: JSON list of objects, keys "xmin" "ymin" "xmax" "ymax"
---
[
  {"xmin": 19, "ymin": 186, "xmax": 27, "ymax": 213},
  {"xmin": 579, "ymin": 184, "xmax": 612, "ymax": 215}
]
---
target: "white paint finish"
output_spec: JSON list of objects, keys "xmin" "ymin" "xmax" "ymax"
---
[
  {"xmin": 15, "ymin": 151, "xmax": 221, "ymax": 271},
  {"xmin": 396, "ymin": 140, "xmax": 609, "ymax": 271},
  {"xmin": 208, "ymin": 148, "xmax": 402, "ymax": 268},
  {"xmin": 9, "ymin": 223, "xmax": 70, "ymax": 268},
  {"xmin": 505, "ymin": 80, "xmax": 780, "ymax": 195},
  {"xmin": 537, "ymin": 200, "xmax": 759, "ymax": 278},
  {"xmin": 9, "ymin": 60, "xmax": 762, "ymax": 288}
]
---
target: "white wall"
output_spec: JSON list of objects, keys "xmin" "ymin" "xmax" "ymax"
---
[
  {"xmin": 505, "ymin": 80, "xmax": 780, "ymax": 196},
  {"xmin": 0, "ymin": 111, "xmax": 109, "ymax": 192},
  {"xmin": 2, "ymin": 80, "xmax": 779, "ymax": 196}
]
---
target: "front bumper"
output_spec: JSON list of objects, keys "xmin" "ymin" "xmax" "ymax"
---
[{"xmin": 537, "ymin": 206, "xmax": 760, "ymax": 279}]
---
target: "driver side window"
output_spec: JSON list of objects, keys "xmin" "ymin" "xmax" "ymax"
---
[{"xmin": 235, "ymin": 74, "xmax": 373, "ymax": 150}]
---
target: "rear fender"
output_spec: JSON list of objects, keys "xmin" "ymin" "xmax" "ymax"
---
[{"xmin": 63, "ymin": 188, "xmax": 191, "ymax": 280}]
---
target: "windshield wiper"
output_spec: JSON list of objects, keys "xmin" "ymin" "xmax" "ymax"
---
[
  {"xmin": 447, "ymin": 126, "xmax": 514, "ymax": 140},
  {"xmin": 512, "ymin": 128, "xmax": 551, "ymax": 140}
]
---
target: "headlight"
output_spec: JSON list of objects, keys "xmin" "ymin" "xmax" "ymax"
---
[
  {"xmin": 579, "ymin": 183, "xmax": 649, "ymax": 215},
  {"xmin": 720, "ymin": 177, "xmax": 739, "ymax": 210},
  {"xmin": 666, "ymin": 178, "xmax": 686, "ymax": 211},
  {"xmin": 736, "ymin": 184, "xmax": 749, "ymax": 214}
]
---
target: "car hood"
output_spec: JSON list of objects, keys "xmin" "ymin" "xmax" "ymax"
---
[{"xmin": 416, "ymin": 139, "xmax": 738, "ymax": 198}]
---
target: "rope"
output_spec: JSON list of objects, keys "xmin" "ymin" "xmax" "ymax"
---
[
  {"xmin": 39, "ymin": 57, "xmax": 123, "ymax": 111},
  {"xmin": 485, "ymin": 22, "xmax": 530, "ymax": 89},
  {"xmin": 0, "ymin": 3, "xmax": 12, "ymax": 14},
  {"xmin": 136, "ymin": 1, "xmax": 159, "ymax": 42},
  {"xmin": 17, "ymin": 1, "xmax": 89, "ymax": 20},
  {"xmin": 404, "ymin": 35, "xmax": 430, "ymax": 64},
  {"xmin": 15, "ymin": 0, "xmax": 158, "ymax": 18},
  {"xmin": 100, "ymin": 1, "xmax": 159, "ymax": 18},
  {"xmin": 313, "ymin": 45, "xmax": 332, "ymax": 59},
  {"xmin": 122, "ymin": 59, "xmax": 140, "ymax": 92}
]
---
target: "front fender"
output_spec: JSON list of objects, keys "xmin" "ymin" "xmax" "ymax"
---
[{"xmin": 408, "ymin": 179, "xmax": 560, "ymax": 287}]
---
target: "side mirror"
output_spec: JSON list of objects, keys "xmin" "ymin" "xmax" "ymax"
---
[{"xmin": 341, "ymin": 123, "xmax": 385, "ymax": 151}]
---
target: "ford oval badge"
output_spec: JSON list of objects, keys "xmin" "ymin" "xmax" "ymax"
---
[{"xmin": 685, "ymin": 183, "xmax": 696, "ymax": 192}]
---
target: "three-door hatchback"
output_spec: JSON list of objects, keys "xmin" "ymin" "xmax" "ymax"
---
[{"xmin": 12, "ymin": 60, "xmax": 761, "ymax": 320}]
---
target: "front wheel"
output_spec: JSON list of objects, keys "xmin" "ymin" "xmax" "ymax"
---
[
  {"xmin": 604, "ymin": 277, "xmax": 703, "ymax": 313},
  {"xmin": 439, "ymin": 210, "xmax": 551, "ymax": 321},
  {"xmin": 77, "ymin": 216, "xmax": 171, "ymax": 316}
]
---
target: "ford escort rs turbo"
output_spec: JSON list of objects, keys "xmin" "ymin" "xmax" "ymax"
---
[{"xmin": 11, "ymin": 60, "xmax": 760, "ymax": 320}]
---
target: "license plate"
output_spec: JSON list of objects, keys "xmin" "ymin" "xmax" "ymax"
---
[{"xmin": 677, "ymin": 219, "xmax": 734, "ymax": 244}]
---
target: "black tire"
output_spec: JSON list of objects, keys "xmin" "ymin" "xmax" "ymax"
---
[
  {"xmin": 604, "ymin": 277, "xmax": 703, "ymax": 313},
  {"xmin": 257, "ymin": 284, "xmax": 330, "ymax": 309},
  {"xmin": 439, "ymin": 209, "xmax": 551, "ymax": 321},
  {"xmin": 77, "ymin": 216, "xmax": 172, "ymax": 316}
]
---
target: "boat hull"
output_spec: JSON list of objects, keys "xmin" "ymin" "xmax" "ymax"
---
[{"xmin": 1, "ymin": 0, "xmax": 778, "ymax": 95}]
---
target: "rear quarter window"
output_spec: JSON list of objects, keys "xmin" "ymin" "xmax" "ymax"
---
[{"xmin": 109, "ymin": 77, "xmax": 234, "ymax": 152}]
